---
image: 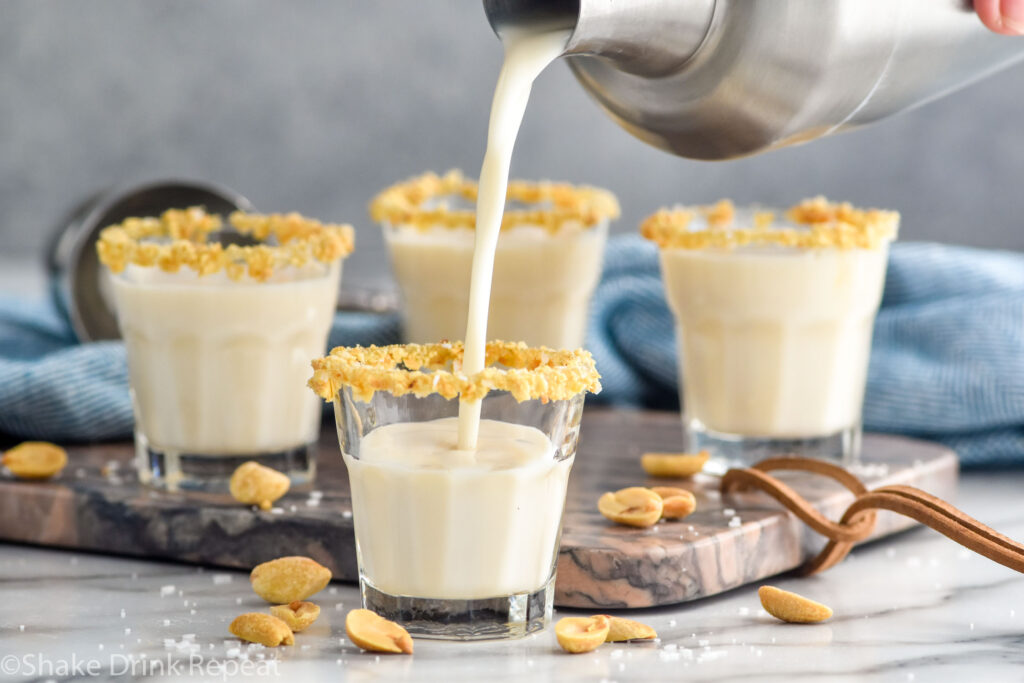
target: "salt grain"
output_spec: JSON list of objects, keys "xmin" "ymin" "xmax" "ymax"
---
[
  {"xmin": 163, "ymin": 619, "xmax": 171, "ymax": 626},
  {"xmin": 213, "ymin": 574, "xmax": 233, "ymax": 585},
  {"xmin": 728, "ymin": 516, "xmax": 741, "ymax": 528},
  {"xmin": 722, "ymin": 508, "xmax": 736, "ymax": 516}
]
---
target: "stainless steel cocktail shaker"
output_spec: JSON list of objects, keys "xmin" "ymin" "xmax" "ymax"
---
[{"xmin": 483, "ymin": 0, "xmax": 1024, "ymax": 159}]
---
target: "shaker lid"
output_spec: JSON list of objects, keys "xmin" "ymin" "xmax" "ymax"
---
[{"xmin": 48, "ymin": 179, "xmax": 253, "ymax": 342}]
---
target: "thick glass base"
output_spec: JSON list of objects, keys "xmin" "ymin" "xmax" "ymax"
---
[
  {"xmin": 135, "ymin": 433, "xmax": 316, "ymax": 492},
  {"xmin": 685, "ymin": 419, "xmax": 861, "ymax": 475},
  {"xmin": 361, "ymin": 575, "xmax": 555, "ymax": 641}
]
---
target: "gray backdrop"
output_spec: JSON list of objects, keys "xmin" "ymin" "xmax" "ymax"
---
[{"xmin": 2, "ymin": 0, "xmax": 1022, "ymax": 289}]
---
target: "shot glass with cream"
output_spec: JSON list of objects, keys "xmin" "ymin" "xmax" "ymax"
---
[
  {"xmin": 309, "ymin": 341, "xmax": 601, "ymax": 640},
  {"xmin": 641, "ymin": 198, "xmax": 899, "ymax": 469},
  {"xmin": 371, "ymin": 171, "xmax": 619, "ymax": 348},
  {"xmin": 97, "ymin": 207, "xmax": 354, "ymax": 490}
]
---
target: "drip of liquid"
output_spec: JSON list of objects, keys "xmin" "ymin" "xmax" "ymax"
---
[{"xmin": 456, "ymin": 29, "xmax": 570, "ymax": 450}]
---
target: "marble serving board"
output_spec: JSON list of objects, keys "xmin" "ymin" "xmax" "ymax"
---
[{"xmin": 0, "ymin": 409, "xmax": 957, "ymax": 609}]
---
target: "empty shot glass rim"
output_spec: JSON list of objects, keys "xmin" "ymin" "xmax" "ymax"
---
[
  {"xmin": 96, "ymin": 206, "xmax": 355, "ymax": 282},
  {"xmin": 369, "ymin": 169, "xmax": 620, "ymax": 234},
  {"xmin": 308, "ymin": 340, "xmax": 602, "ymax": 403},
  {"xmin": 640, "ymin": 197, "xmax": 899, "ymax": 251}
]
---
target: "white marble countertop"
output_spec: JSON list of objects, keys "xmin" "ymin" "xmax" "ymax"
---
[{"xmin": 0, "ymin": 471, "xmax": 1022, "ymax": 682}]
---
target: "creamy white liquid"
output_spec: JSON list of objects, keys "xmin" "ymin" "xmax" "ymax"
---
[
  {"xmin": 346, "ymin": 418, "xmax": 572, "ymax": 599},
  {"xmin": 385, "ymin": 221, "xmax": 607, "ymax": 348},
  {"xmin": 113, "ymin": 263, "xmax": 341, "ymax": 455},
  {"xmin": 457, "ymin": 29, "xmax": 570, "ymax": 450},
  {"xmin": 661, "ymin": 246, "xmax": 889, "ymax": 438}
]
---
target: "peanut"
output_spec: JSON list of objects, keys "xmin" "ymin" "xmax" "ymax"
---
[
  {"xmin": 640, "ymin": 451, "xmax": 709, "ymax": 478},
  {"xmin": 651, "ymin": 487, "xmax": 698, "ymax": 520},
  {"xmin": 601, "ymin": 615, "xmax": 658, "ymax": 642},
  {"xmin": 345, "ymin": 609, "xmax": 413, "ymax": 654},
  {"xmin": 269, "ymin": 600, "xmax": 320, "ymax": 632},
  {"xmin": 2, "ymin": 442, "xmax": 67, "ymax": 480},
  {"xmin": 555, "ymin": 615, "xmax": 611, "ymax": 654},
  {"xmin": 228, "ymin": 612, "xmax": 294, "ymax": 647},
  {"xmin": 250, "ymin": 556, "xmax": 332, "ymax": 604},
  {"xmin": 229, "ymin": 461, "xmax": 290, "ymax": 511},
  {"xmin": 598, "ymin": 487, "xmax": 663, "ymax": 528},
  {"xmin": 758, "ymin": 585, "xmax": 833, "ymax": 624}
]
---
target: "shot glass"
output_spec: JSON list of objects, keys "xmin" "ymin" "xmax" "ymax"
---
[
  {"xmin": 309, "ymin": 341, "xmax": 601, "ymax": 640},
  {"xmin": 97, "ymin": 207, "xmax": 354, "ymax": 490},
  {"xmin": 371, "ymin": 171, "xmax": 619, "ymax": 348},
  {"xmin": 641, "ymin": 198, "xmax": 899, "ymax": 470}
]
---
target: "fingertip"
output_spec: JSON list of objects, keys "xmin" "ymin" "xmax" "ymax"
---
[{"xmin": 976, "ymin": 0, "xmax": 1024, "ymax": 34}]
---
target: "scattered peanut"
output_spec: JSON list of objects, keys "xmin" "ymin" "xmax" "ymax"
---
[
  {"xmin": 651, "ymin": 487, "xmax": 698, "ymax": 520},
  {"xmin": 640, "ymin": 451, "xmax": 709, "ymax": 478},
  {"xmin": 758, "ymin": 585, "xmax": 833, "ymax": 624},
  {"xmin": 345, "ymin": 609, "xmax": 413, "ymax": 654},
  {"xmin": 229, "ymin": 461, "xmax": 290, "ymax": 510},
  {"xmin": 2, "ymin": 442, "xmax": 67, "ymax": 480},
  {"xmin": 270, "ymin": 600, "xmax": 321, "ymax": 632},
  {"xmin": 598, "ymin": 487, "xmax": 663, "ymax": 527},
  {"xmin": 250, "ymin": 556, "xmax": 332, "ymax": 604},
  {"xmin": 555, "ymin": 615, "xmax": 611, "ymax": 654},
  {"xmin": 228, "ymin": 612, "xmax": 294, "ymax": 647},
  {"xmin": 650, "ymin": 486, "xmax": 688, "ymax": 499},
  {"xmin": 601, "ymin": 615, "xmax": 658, "ymax": 642}
]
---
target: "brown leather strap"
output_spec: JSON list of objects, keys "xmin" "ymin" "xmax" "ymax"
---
[
  {"xmin": 721, "ymin": 466, "xmax": 875, "ymax": 543},
  {"xmin": 720, "ymin": 460, "xmax": 1024, "ymax": 576}
]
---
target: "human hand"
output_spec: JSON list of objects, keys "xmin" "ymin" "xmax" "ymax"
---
[{"xmin": 975, "ymin": 0, "xmax": 1024, "ymax": 35}]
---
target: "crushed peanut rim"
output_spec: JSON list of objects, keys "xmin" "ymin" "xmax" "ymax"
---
[
  {"xmin": 96, "ymin": 207, "xmax": 355, "ymax": 282},
  {"xmin": 308, "ymin": 341, "xmax": 601, "ymax": 403},
  {"xmin": 640, "ymin": 197, "xmax": 898, "ymax": 251},
  {"xmin": 369, "ymin": 170, "xmax": 620, "ymax": 234}
]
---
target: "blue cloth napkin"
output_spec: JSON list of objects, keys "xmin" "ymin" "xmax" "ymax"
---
[{"xmin": 2, "ymin": 236, "xmax": 1022, "ymax": 466}]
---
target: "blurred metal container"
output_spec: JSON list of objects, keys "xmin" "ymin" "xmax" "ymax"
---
[
  {"xmin": 47, "ymin": 179, "xmax": 253, "ymax": 342},
  {"xmin": 484, "ymin": 0, "xmax": 1024, "ymax": 160}
]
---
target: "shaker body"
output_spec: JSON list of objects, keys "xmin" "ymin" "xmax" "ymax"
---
[{"xmin": 486, "ymin": 0, "xmax": 1024, "ymax": 159}]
